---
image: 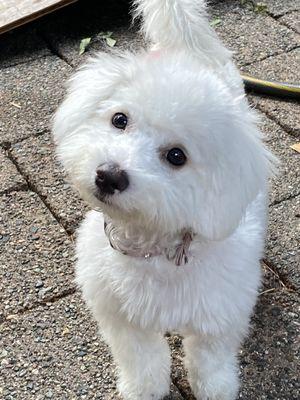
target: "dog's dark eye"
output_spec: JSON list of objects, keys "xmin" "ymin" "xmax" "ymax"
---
[
  {"xmin": 112, "ymin": 113, "xmax": 128, "ymax": 130},
  {"xmin": 166, "ymin": 148, "xmax": 187, "ymax": 166}
]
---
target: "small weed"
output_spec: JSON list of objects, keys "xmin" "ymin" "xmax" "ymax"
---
[
  {"xmin": 210, "ymin": 17, "xmax": 222, "ymax": 27},
  {"xmin": 240, "ymin": 0, "xmax": 268, "ymax": 14},
  {"xmin": 79, "ymin": 37, "xmax": 91, "ymax": 55},
  {"xmin": 254, "ymin": 2, "xmax": 268, "ymax": 13},
  {"xmin": 99, "ymin": 31, "xmax": 117, "ymax": 47}
]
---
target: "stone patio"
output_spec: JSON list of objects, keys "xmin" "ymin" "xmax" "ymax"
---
[{"xmin": 0, "ymin": 0, "xmax": 299, "ymax": 399}]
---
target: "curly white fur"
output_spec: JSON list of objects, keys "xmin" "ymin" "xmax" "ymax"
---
[
  {"xmin": 53, "ymin": 1, "xmax": 276, "ymax": 399},
  {"xmin": 133, "ymin": 0, "xmax": 230, "ymax": 64}
]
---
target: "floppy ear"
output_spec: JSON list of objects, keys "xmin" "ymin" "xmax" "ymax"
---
[
  {"xmin": 52, "ymin": 53, "xmax": 128, "ymax": 145},
  {"xmin": 193, "ymin": 117, "xmax": 277, "ymax": 241}
]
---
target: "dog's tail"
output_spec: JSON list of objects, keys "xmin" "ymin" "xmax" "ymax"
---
[{"xmin": 132, "ymin": 0, "xmax": 230, "ymax": 63}]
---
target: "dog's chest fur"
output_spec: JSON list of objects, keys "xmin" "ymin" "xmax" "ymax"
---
[{"xmin": 76, "ymin": 196, "xmax": 264, "ymax": 335}]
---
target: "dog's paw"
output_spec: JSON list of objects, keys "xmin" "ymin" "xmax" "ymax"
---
[
  {"xmin": 188, "ymin": 366, "xmax": 239, "ymax": 400},
  {"xmin": 117, "ymin": 373, "xmax": 170, "ymax": 400},
  {"xmin": 118, "ymin": 382, "xmax": 169, "ymax": 400}
]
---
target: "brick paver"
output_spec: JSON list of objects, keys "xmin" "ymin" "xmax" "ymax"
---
[
  {"xmin": 10, "ymin": 132, "xmax": 86, "ymax": 234},
  {"xmin": 210, "ymin": 0, "xmax": 299, "ymax": 66},
  {"xmin": 243, "ymin": 49, "xmax": 300, "ymax": 137},
  {"xmin": 0, "ymin": 191, "xmax": 75, "ymax": 320},
  {"xmin": 258, "ymin": 112, "xmax": 300, "ymax": 204},
  {"xmin": 279, "ymin": 10, "xmax": 300, "ymax": 34},
  {"xmin": 267, "ymin": 196, "xmax": 300, "ymax": 290},
  {"xmin": 262, "ymin": 0, "xmax": 300, "ymax": 17},
  {"xmin": 0, "ymin": 149, "xmax": 27, "ymax": 194},
  {"xmin": 0, "ymin": 57, "xmax": 71, "ymax": 144}
]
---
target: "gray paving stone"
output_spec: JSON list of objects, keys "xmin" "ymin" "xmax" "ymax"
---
[
  {"xmin": 279, "ymin": 10, "xmax": 300, "ymax": 34},
  {"xmin": 0, "ymin": 292, "xmax": 183, "ymax": 399},
  {"xmin": 0, "ymin": 149, "xmax": 27, "ymax": 194},
  {"xmin": 39, "ymin": 0, "xmax": 144, "ymax": 68},
  {"xmin": 48, "ymin": 25, "xmax": 145, "ymax": 69},
  {"xmin": 241, "ymin": 289, "xmax": 299, "ymax": 400},
  {"xmin": 0, "ymin": 293, "xmax": 116, "ymax": 400},
  {"xmin": 263, "ymin": 0, "xmax": 300, "ymax": 16},
  {"xmin": 257, "ymin": 113, "xmax": 300, "ymax": 204},
  {"xmin": 244, "ymin": 49, "xmax": 300, "ymax": 137},
  {"xmin": 10, "ymin": 132, "xmax": 87, "ymax": 234},
  {"xmin": 267, "ymin": 196, "xmax": 300, "ymax": 289},
  {"xmin": 0, "ymin": 25, "xmax": 50, "ymax": 69},
  {"xmin": 0, "ymin": 191, "xmax": 75, "ymax": 320},
  {"xmin": 208, "ymin": 0, "xmax": 300, "ymax": 66},
  {"xmin": 46, "ymin": 27, "xmax": 144, "ymax": 69},
  {"xmin": 170, "ymin": 289, "xmax": 299, "ymax": 400},
  {"xmin": 0, "ymin": 56, "xmax": 72, "ymax": 144}
]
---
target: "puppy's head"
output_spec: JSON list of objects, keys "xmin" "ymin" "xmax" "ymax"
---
[{"xmin": 53, "ymin": 51, "xmax": 274, "ymax": 240}]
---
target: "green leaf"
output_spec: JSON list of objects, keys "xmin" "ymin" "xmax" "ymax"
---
[
  {"xmin": 98, "ymin": 31, "xmax": 117, "ymax": 47},
  {"xmin": 210, "ymin": 18, "xmax": 222, "ymax": 27},
  {"xmin": 240, "ymin": 0, "xmax": 268, "ymax": 12},
  {"xmin": 106, "ymin": 37, "xmax": 117, "ymax": 47},
  {"xmin": 79, "ymin": 37, "xmax": 91, "ymax": 55},
  {"xmin": 254, "ymin": 2, "xmax": 268, "ymax": 13}
]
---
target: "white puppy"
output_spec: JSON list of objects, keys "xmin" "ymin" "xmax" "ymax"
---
[{"xmin": 53, "ymin": 1, "xmax": 276, "ymax": 399}]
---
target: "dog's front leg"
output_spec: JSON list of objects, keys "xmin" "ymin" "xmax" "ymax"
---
[
  {"xmin": 100, "ymin": 318, "xmax": 171, "ymax": 400},
  {"xmin": 183, "ymin": 334, "xmax": 240, "ymax": 400}
]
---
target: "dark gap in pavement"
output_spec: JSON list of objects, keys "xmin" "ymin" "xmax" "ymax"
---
[
  {"xmin": 0, "ymin": 145, "xmax": 29, "ymax": 194},
  {"xmin": 276, "ymin": 17, "xmax": 300, "ymax": 34},
  {"xmin": 0, "ymin": 129, "xmax": 48, "ymax": 149},
  {"xmin": 254, "ymin": 100, "xmax": 300, "ymax": 138},
  {"xmin": 5, "ymin": 146, "xmax": 73, "ymax": 237},
  {"xmin": 38, "ymin": 30, "xmax": 74, "ymax": 68},
  {"xmin": 262, "ymin": 258, "xmax": 297, "ymax": 292},
  {"xmin": 267, "ymin": 8, "xmax": 299, "ymax": 20},
  {"xmin": 0, "ymin": 54, "xmax": 51, "ymax": 70},
  {"xmin": 171, "ymin": 380, "xmax": 191, "ymax": 400},
  {"xmin": 0, "ymin": 184, "xmax": 29, "ymax": 196},
  {"xmin": 269, "ymin": 192, "xmax": 300, "ymax": 207},
  {"xmin": 0, "ymin": 287, "xmax": 77, "ymax": 326},
  {"xmin": 241, "ymin": 44, "xmax": 300, "ymax": 68}
]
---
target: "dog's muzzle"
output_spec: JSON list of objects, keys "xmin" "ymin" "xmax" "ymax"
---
[{"xmin": 95, "ymin": 163, "xmax": 129, "ymax": 198}]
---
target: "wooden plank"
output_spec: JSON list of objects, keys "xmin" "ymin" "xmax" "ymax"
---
[{"xmin": 0, "ymin": 0, "xmax": 78, "ymax": 34}]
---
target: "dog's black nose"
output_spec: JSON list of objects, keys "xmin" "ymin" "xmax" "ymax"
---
[{"xmin": 95, "ymin": 163, "xmax": 129, "ymax": 195}]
